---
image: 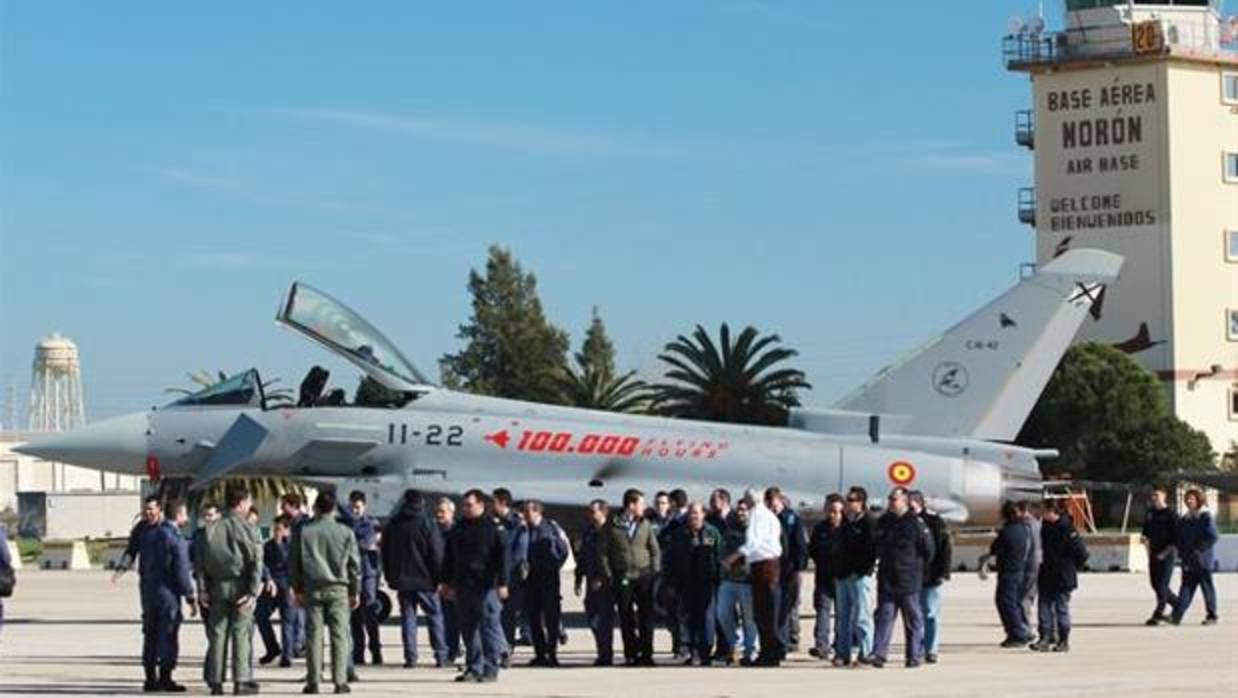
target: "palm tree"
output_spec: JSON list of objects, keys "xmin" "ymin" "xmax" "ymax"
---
[
  {"xmin": 559, "ymin": 363, "xmax": 650, "ymax": 413},
  {"xmin": 652, "ymin": 323, "xmax": 810, "ymax": 426}
]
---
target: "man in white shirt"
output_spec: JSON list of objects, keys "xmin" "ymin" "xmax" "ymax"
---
[{"xmin": 723, "ymin": 489, "xmax": 783, "ymax": 666}]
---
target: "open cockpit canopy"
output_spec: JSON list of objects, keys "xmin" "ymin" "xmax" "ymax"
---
[{"xmin": 276, "ymin": 282, "xmax": 435, "ymax": 395}]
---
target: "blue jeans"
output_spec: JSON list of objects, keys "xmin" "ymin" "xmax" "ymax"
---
[
  {"xmin": 399, "ymin": 590, "xmax": 447, "ymax": 664},
  {"xmin": 584, "ymin": 584, "xmax": 615, "ymax": 663},
  {"xmin": 458, "ymin": 589, "xmax": 504, "ymax": 677},
  {"xmin": 834, "ymin": 574, "xmax": 873, "ymax": 660},
  {"xmin": 996, "ymin": 573, "xmax": 1031, "ymax": 641},
  {"xmin": 715, "ymin": 581, "xmax": 756, "ymax": 660},
  {"xmin": 812, "ymin": 583, "xmax": 833, "ymax": 654},
  {"xmin": 1173, "ymin": 567, "xmax": 1218, "ymax": 622},
  {"xmin": 1037, "ymin": 589, "xmax": 1071, "ymax": 643},
  {"xmin": 872, "ymin": 591, "xmax": 924, "ymax": 664},
  {"xmin": 920, "ymin": 584, "xmax": 942, "ymax": 656}
]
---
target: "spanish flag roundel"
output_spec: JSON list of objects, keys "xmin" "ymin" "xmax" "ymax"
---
[{"xmin": 888, "ymin": 460, "xmax": 916, "ymax": 486}]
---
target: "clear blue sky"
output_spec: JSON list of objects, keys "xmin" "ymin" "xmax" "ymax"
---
[{"xmin": 1, "ymin": 1, "xmax": 1045, "ymax": 422}]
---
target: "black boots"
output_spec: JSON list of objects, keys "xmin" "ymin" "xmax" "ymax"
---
[
  {"xmin": 143, "ymin": 665, "xmax": 158, "ymax": 693},
  {"xmin": 158, "ymin": 667, "xmax": 187, "ymax": 693}
]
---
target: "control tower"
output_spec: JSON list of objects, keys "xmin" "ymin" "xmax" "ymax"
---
[{"xmin": 1005, "ymin": 1, "xmax": 1238, "ymax": 458}]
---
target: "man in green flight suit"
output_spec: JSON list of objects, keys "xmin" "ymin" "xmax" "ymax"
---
[
  {"xmin": 290, "ymin": 490, "xmax": 360, "ymax": 695},
  {"xmin": 195, "ymin": 484, "xmax": 264, "ymax": 696}
]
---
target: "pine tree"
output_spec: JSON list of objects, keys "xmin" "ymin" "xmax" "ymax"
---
[
  {"xmin": 440, "ymin": 246, "xmax": 570, "ymax": 404},
  {"xmin": 559, "ymin": 308, "xmax": 648, "ymax": 413},
  {"xmin": 577, "ymin": 307, "xmax": 616, "ymax": 376}
]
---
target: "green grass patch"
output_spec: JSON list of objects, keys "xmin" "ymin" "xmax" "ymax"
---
[{"xmin": 17, "ymin": 538, "xmax": 42, "ymax": 563}]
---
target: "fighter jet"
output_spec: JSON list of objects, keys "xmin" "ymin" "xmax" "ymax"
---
[{"xmin": 17, "ymin": 249, "xmax": 1123, "ymax": 525}]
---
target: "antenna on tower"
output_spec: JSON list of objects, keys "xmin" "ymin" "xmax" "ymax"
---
[
  {"xmin": 1008, "ymin": 16, "xmax": 1028, "ymax": 35},
  {"xmin": 2, "ymin": 382, "xmax": 16, "ymax": 431},
  {"xmin": 29, "ymin": 332, "xmax": 87, "ymax": 432}
]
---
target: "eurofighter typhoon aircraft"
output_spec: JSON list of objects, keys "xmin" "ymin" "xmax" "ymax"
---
[{"xmin": 17, "ymin": 249, "xmax": 1122, "ymax": 526}]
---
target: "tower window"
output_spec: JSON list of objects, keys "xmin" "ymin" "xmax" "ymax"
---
[
  {"xmin": 1226, "ymin": 153, "xmax": 1238, "ymax": 183},
  {"xmin": 1224, "ymin": 73, "xmax": 1238, "ymax": 105},
  {"xmin": 1229, "ymin": 309, "xmax": 1238, "ymax": 342},
  {"xmin": 1230, "ymin": 389, "xmax": 1238, "ymax": 421},
  {"xmin": 1228, "ymin": 230, "xmax": 1238, "ymax": 263}
]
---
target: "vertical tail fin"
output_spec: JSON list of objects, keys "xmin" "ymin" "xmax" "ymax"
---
[{"xmin": 833, "ymin": 249, "xmax": 1123, "ymax": 440}]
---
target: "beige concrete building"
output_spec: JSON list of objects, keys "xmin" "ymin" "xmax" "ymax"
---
[{"xmin": 1006, "ymin": 0, "xmax": 1238, "ymax": 461}]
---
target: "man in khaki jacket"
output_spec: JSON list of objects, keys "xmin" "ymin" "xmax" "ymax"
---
[
  {"xmin": 291, "ymin": 490, "xmax": 360, "ymax": 695},
  {"xmin": 599, "ymin": 488, "xmax": 660, "ymax": 666},
  {"xmin": 196, "ymin": 485, "xmax": 263, "ymax": 696}
]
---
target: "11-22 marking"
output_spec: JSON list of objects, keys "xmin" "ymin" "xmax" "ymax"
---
[{"xmin": 387, "ymin": 423, "xmax": 464, "ymax": 447}]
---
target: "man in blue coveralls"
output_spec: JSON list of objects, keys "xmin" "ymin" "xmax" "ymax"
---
[
  {"xmin": 349, "ymin": 491, "xmax": 383, "ymax": 666},
  {"xmin": 137, "ymin": 496, "xmax": 197, "ymax": 693}
]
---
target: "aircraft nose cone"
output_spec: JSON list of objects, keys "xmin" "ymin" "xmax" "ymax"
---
[{"xmin": 14, "ymin": 412, "xmax": 149, "ymax": 474}]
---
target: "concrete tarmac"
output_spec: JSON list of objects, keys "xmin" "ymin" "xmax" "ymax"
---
[{"xmin": 0, "ymin": 570, "xmax": 1234, "ymax": 697}]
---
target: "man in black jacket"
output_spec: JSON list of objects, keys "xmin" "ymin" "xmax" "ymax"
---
[
  {"xmin": 1139, "ymin": 487, "xmax": 1178, "ymax": 625},
  {"xmin": 868, "ymin": 488, "xmax": 934, "ymax": 668},
  {"xmin": 575, "ymin": 500, "xmax": 615, "ymax": 666},
  {"xmin": 808, "ymin": 494, "xmax": 846, "ymax": 661},
  {"xmin": 910, "ymin": 491, "xmax": 951, "ymax": 664},
  {"xmin": 665, "ymin": 502, "xmax": 722, "ymax": 666},
  {"xmin": 381, "ymin": 489, "xmax": 447, "ymax": 668},
  {"xmin": 989, "ymin": 501, "xmax": 1034, "ymax": 646},
  {"xmin": 834, "ymin": 486, "xmax": 878, "ymax": 666},
  {"xmin": 439, "ymin": 489, "xmax": 510, "ymax": 683},
  {"xmin": 1030, "ymin": 501, "xmax": 1088, "ymax": 653}
]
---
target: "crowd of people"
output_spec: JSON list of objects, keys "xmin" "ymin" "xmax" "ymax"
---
[{"xmin": 36, "ymin": 481, "xmax": 1221, "ymax": 694}]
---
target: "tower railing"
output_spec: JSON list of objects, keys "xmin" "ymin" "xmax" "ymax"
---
[
  {"xmin": 1004, "ymin": 19, "xmax": 1236, "ymax": 69},
  {"xmin": 1015, "ymin": 109, "xmax": 1035, "ymax": 150},
  {"xmin": 1018, "ymin": 187, "xmax": 1036, "ymax": 226}
]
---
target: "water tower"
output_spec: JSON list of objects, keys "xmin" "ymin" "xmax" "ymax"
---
[{"xmin": 29, "ymin": 332, "xmax": 87, "ymax": 432}]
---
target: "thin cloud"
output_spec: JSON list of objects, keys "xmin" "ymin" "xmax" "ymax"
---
[
  {"xmin": 181, "ymin": 252, "xmax": 261, "ymax": 269},
  {"xmin": 907, "ymin": 152, "xmax": 1027, "ymax": 174},
  {"xmin": 242, "ymin": 107, "xmax": 683, "ymax": 159}
]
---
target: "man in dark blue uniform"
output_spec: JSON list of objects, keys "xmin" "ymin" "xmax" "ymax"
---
[
  {"xmin": 255, "ymin": 515, "xmax": 298, "ymax": 667},
  {"xmin": 348, "ymin": 491, "xmax": 383, "ymax": 666},
  {"xmin": 1140, "ymin": 487, "xmax": 1179, "ymax": 625},
  {"xmin": 491, "ymin": 488, "xmax": 523, "ymax": 664},
  {"xmin": 137, "ymin": 496, "xmax": 196, "ymax": 692},
  {"xmin": 575, "ymin": 500, "xmax": 614, "ymax": 666},
  {"xmin": 768, "ymin": 486, "xmax": 807, "ymax": 656},
  {"xmin": 517, "ymin": 500, "xmax": 569, "ymax": 667},
  {"xmin": 989, "ymin": 501, "xmax": 1034, "ymax": 646}
]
